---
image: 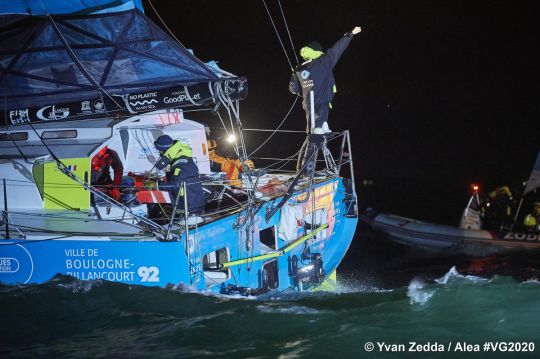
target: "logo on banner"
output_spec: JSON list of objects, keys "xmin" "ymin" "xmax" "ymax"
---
[
  {"xmin": 129, "ymin": 92, "xmax": 158, "ymax": 106},
  {"xmin": 9, "ymin": 109, "xmax": 30, "ymax": 125},
  {"xmin": 81, "ymin": 101, "xmax": 91, "ymax": 112},
  {"xmin": 0, "ymin": 258, "xmax": 20, "ymax": 273},
  {"xmin": 0, "ymin": 244, "xmax": 34, "ymax": 284},
  {"xmin": 93, "ymin": 99, "xmax": 105, "ymax": 112},
  {"xmin": 127, "ymin": 91, "xmax": 158, "ymax": 111},
  {"xmin": 37, "ymin": 105, "xmax": 70, "ymax": 121},
  {"xmin": 163, "ymin": 92, "xmax": 201, "ymax": 104}
]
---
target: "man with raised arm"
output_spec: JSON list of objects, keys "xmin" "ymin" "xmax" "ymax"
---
[{"xmin": 289, "ymin": 26, "xmax": 362, "ymax": 134}]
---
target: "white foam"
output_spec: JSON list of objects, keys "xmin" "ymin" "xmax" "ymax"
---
[
  {"xmin": 56, "ymin": 278, "xmax": 102, "ymax": 293},
  {"xmin": 168, "ymin": 282, "xmax": 257, "ymax": 301},
  {"xmin": 407, "ymin": 278, "xmax": 434, "ymax": 305},
  {"xmin": 256, "ymin": 304, "xmax": 320, "ymax": 315},
  {"xmin": 435, "ymin": 266, "xmax": 486, "ymax": 284}
]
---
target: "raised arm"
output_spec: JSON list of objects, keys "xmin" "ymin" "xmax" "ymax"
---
[{"xmin": 325, "ymin": 26, "xmax": 361, "ymax": 68}]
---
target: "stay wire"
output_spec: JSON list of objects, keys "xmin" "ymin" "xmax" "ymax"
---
[
  {"xmin": 277, "ymin": 0, "xmax": 299, "ymax": 66},
  {"xmin": 146, "ymin": 0, "xmax": 187, "ymax": 48},
  {"xmin": 248, "ymin": 96, "xmax": 298, "ymax": 157},
  {"xmin": 261, "ymin": 0, "xmax": 294, "ymax": 71}
]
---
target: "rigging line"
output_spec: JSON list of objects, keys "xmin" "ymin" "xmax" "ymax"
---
[
  {"xmin": 215, "ymin": 109, "xmax": 232, "ymax": 139},
  {"xmin": 243, "ymin": 128, "xmax": 305, "ymax": 133},
  {"xmin": 258, "ymin": 149, "xmax": 301, "ymax": 172},
  {"xmin": 1, "ymin": 235, "xmax": 75, "ymax": 245},
  {"xmin": 6, "ymin": 134, "xmax": 28, "ymax": 162},
  {"xmin": 267, "ymin": 154, "xmax": 297, "ymax": 172},
  {"xmin": 261, "ymin": 0, "xmax": 294, "ymax": 71},
  {"xmin": 3, "ymin": 85, "xmax": 6, "ymax": 128},
  {"xmin": 249, "ymin": 96, "xmax": 298, "ymax": 157},
  {"xmin": 39, "ymin": 5, "xmax": 123, "ymax": 111},
  {"xmin": 145, "ymin": 0, "xmax": 187, "ymax": 48},
  {"xmin": 277, "ymin": 0, "xmax": 299, "ymax": 66},
  {"xmin": 217, "ymin": 93, "xmax": 240, "ymax": 159},
  {"xmin": 224, "ymin": 95, "xmax": 245, "ymax": 160}
]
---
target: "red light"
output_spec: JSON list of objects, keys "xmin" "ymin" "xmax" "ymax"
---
[{"xmin": 472, "ymin": 184, "xmax": 479, "ymax": 192}]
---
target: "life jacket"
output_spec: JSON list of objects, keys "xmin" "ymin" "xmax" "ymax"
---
[{"xmin": 91, "ymin": 147, "xmax": 123, "ymax": 186}]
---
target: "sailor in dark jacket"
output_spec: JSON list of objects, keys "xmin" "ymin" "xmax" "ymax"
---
[
  {"xmin": 154, "ymin": 135, "xmax": 206, "ymax": 213},
  {"xmin": 290, "ymin": 26, "xmax": 361, "ymax": 134}
]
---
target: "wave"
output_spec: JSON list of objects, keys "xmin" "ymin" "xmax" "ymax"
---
[
  {"xmin": 2, "ymin": 273, "xmax": 540, "ymax": 358},
  {"xmin": 407, "ymin": 278, "xmax": 435, "ymax": 305},
  {"xmin": 435, "ymin": 266, "xmax": 487, "ymax": 285}
]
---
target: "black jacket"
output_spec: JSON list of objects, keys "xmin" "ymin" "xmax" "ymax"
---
[
  {"xmin": 289, "ymin": 34, "xmax": 354, "ymax": 110},
  {"xmin": 156, "ymin": 151, "xmax": 206, "ymax": 213}
]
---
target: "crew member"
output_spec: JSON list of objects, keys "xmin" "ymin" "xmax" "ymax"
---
[
  {"xmin": 91, "ymin": 146, "xmax": 123, "ymax": 200},
  {"xmin": 204, "ymin": 125, "xmax": 255, "ymax": 187},
  {"xmin": 154, "ymin": 135, "xmax": 205, "ymax": 213},
  {"xmin": 289, "ymin": 26, "xmax": 361, "ymax": 135},
  {"xmin": 207, "ymin": 139, "xmax": 254, "ymax": 187},
  {"xmin": 523, "ymin": 202, "xmax": 540, "ymax": 233},
  {"xmin": 482, "ymin": 186, "xmax": 514, "ymax": 230}
]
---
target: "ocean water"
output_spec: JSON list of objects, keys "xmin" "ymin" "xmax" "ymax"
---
[{"xmin": 2, "ymin": 244, "xmax": 540, "ymax": 358}]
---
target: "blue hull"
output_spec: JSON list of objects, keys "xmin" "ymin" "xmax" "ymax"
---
[{"xmin": 1, "ymin": 178, "xmax": 357, "ymax": 293}]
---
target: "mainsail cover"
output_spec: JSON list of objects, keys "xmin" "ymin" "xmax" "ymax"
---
[
  {"xmin": 0, "ymin": 8, "xmax": 247, "ymax": 126},
  {"xmin": 524, "ymin": 151, "xmax": 540, "ymax": 195},
  {"xmin": 0, "ymin": 0, "xmax": 144, "ymax": 15}
]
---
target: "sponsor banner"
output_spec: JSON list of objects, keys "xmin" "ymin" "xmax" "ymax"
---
[
  {"xmin": 3, "ymin": 98, "xmax": 108, "ymax": 126},
  {"xmin": 1, "ymin": 78, "xmax": 248, "ymax": 126},
  {"xmin": 0, "ymin": 240, "xmax": 190, "ymax": 286}
]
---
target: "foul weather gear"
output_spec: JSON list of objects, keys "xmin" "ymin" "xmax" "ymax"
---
[
  {"xmin": 289, "ymin": 32, "xmax": 355, "ymax": 130},
  {"xmin": 155, "ymin": 140, "xmax": 205, "ymax": 213},
  {"xmin": 208, "ymin": 140, "xmax": 255, "ymax": 187},
  {"xmin": 91, "ymin": 147, "xmax": 123, "ymax": 199}
]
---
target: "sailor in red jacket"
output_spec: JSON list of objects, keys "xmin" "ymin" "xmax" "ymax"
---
[{"xmin": 91, "ymin": 146, "xmax": 124, "ymax": 200}]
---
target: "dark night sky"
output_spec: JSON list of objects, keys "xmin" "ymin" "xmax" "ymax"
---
[{"xmin": 147, "ymin": 1, "xmax": 539, "ymax": 221}]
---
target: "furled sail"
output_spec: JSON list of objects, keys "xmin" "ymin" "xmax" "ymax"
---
[{"xmin": 0, "ymin": 6, "xmax": 247, "ymax": 126}]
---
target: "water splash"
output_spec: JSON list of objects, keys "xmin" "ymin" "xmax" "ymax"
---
[
  {"xmin": 435, "ymin": 266, "xmax": 487, "ymax": 285},
  {"xmin": 407, "ymin": 278, "xmax": 435, "ymax": 305}
]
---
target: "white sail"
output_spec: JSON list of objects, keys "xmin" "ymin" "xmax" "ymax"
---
[{"xmin": 524, "ymin": 151, "xmax": 540, "ymax": 195}]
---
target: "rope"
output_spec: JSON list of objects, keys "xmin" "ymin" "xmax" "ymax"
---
[
  {"xmin": 249, "ymin": 96, "xmax": 298, "ymax": 157},
  {"xmin": 146, "ymin": 0, "xmax": 187, "ymax": 48},
  {"xmin": 277, "ymin": 0, "xmax": 299, "ymax": 66},
  {"xmin": 261, "ymin": 0, "xmax": 294, "ymax": 71}
]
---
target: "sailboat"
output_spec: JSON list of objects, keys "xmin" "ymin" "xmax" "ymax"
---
[{"xmin": 0, "ymin": 0, "xmax": 358, "ymax": 293}]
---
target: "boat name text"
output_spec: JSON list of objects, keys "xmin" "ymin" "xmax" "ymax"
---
[
  {"xmin": 64, "ymin": 248, "xmax": 136, "ymax": 283},
  {"xmin": 503, "ymin": 233, "xmax": 539, "ymax": 242}
]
